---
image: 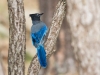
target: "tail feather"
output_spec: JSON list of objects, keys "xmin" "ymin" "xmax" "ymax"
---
[{"xmin": 37, "ymin": 45, "xmax": 47, "ymax": 68}]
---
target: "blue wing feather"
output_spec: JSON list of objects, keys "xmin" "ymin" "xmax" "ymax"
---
[
  {"xmin": 31, "ymin": 33, "xmax": 39, "ymax": 47},
  {"xmin": 36, "ymin": 25, "xmax": 48, "ymax": 42}
]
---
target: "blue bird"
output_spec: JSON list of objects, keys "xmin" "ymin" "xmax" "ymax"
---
[{"xmin": 30, "ymin": 13, "xmax": 48, "ymax": 68}]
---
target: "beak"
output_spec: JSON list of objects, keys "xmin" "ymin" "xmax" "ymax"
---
[{"xmin": 39, "ymin": 13, "xmax": 44, "ymax": 16}]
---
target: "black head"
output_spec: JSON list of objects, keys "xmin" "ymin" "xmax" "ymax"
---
[{"xmin": 29, "ymin": 13, "xmax": 43, "ymax": 21}]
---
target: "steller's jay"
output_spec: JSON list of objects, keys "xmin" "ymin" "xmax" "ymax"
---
[{"xmin": 29, "ymin": 13, "xmax": 48, "ymax": 68}]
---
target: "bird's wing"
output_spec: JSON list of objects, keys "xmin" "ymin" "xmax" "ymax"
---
[
  {"xmin": 37, "ymin": 25, "xmax": 48, "ymax": 42},
  {"xmin": 31, "ymin": 25, "xmax": 48, "ymax": 47},
  {"xmin": 31, "ymin": 33, "xmax": 39, "ymax": 47}
]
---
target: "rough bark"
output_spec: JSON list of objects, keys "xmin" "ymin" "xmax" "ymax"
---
[
  {"xmin": 66, "ymin": 0, "xmax": 100, "ymax": 75},
  {"xmin": 27, "ymin": 0, "xmax": 66, "ymax": 75},
  {"xmin": 7, "ymin": 0, "xmax": 26, "ymax": 75}
]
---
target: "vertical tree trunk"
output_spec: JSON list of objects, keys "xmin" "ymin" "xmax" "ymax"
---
[
  {"xmin": 67, "ymin": 0, "xmax": 100, "ymax": 75},
  {"xmin": 7, "ymin": 0, "xmax": 26, "ymax": 75}
]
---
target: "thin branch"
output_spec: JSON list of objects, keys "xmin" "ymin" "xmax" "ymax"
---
[{"xmin": 27, "ymin": 0, "xmax": 66, "ymax": 75}]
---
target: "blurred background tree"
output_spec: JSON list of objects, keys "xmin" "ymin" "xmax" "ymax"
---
[{"xmin": 67, "ymin": 0, "xmax": 100, "ymax": 75}]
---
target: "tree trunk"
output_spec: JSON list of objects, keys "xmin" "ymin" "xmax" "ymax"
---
[
  {"xmin": 7, "ymin": 0, "xmax": 26, "ymax": 75},
  {"xmin": 66, "ymin": 0, "xmax": 100, "ymax": 75}
]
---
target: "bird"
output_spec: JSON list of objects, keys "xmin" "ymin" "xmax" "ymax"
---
[{"xmin": 29, "ymin": 13, "xmax": 48, "ymax": 68}]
